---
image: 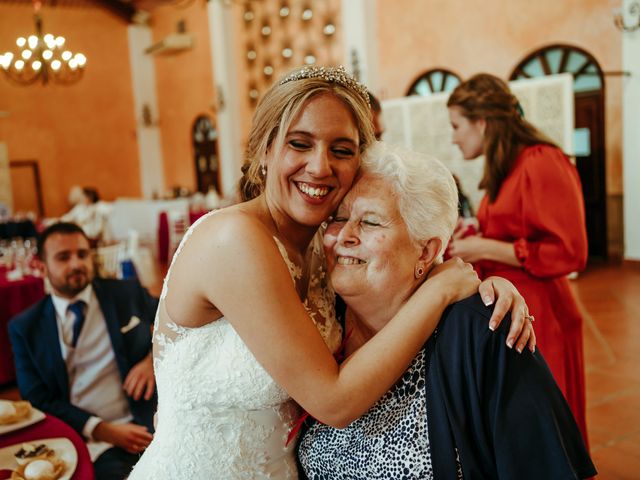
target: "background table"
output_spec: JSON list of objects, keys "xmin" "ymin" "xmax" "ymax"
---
[
  {"xmin": 107, "ymin": 198, "xmax": 189, "ymax": 253},
  {"xmin": 0, "ymin": 273, "xmax": 45, "ymax": 385},
  {"xmin": 0, "ymin": 414, "xmax": 94, "ymax": 480}
]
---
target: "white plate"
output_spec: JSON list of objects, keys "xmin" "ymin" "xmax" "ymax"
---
[
  {"xmin": 0, "ymin": 408, "xmax": 45, "ymax": 436},
  {"xmin": 0, "ymin": 437, "xmax": 77, "ymax": 480}
]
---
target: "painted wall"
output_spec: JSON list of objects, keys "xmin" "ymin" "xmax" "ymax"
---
[
  {"xmin": 231, "ymin": 0, "xmax": 344, "ymax": 151},
  {"xmin": 0, "ymin": 0, "xmax": 627, "ymax": 223},
  {"xmin": 374, "ymin": 0, "xmax": 623, "ymax": 195},
  {"xmin": 0, "ymin": 3, "xmax": 140, "ymax": 217}
]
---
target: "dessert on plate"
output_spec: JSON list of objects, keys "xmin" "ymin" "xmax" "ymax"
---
[
  {"xmin": 0, "ymin": 400, "xmax": 32, "ymax": 425},
  {"xmin": 10, "ymin": 443, "xmax": 66, "ymax": 480}
]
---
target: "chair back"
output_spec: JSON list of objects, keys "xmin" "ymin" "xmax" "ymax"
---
[
  {"xmin": 167, "ymin": 209, "xmax": 189, "ymax": 262},
  {"xmin": 94, "ymin": 243, "xmax": 126, "ymax": 279}
]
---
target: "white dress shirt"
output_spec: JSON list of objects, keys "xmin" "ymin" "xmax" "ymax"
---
[{"xmin": 51, "ymin": 284, "xmax": 133, "ymax": 460}]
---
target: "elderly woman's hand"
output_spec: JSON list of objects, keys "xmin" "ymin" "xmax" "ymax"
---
[{"xmin": 479, "ymin": 276, "xmax": 536, "ymax": 353}]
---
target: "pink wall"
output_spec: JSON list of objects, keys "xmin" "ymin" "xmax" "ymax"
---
[
  {"xmin": 375, "ymin": 0, "xmax": 623, "ymax": 194},
  {"xmin": 0, "ymin": 3, "xmax": 140, "ymax": 217}
]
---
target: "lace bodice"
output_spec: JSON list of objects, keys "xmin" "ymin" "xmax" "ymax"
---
[{"xmin": 129, "ymin": 210, "xmax": 342, "ymax": 479}]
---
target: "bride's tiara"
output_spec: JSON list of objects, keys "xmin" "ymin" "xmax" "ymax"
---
[{"xmin": 278, "ymin": 65, "xmax": 370, "ymax": 107}]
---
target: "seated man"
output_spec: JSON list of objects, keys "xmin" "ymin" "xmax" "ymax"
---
[{"xmin": 9, "ymin": 222, "xmax": 158, "ymax": 480}]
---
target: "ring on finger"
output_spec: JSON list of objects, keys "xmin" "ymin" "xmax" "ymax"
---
[{"xmin": 524, "ymin": 314, "xmax": 535, "ymax": 323}]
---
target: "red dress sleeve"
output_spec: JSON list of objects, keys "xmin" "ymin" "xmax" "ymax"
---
[{"xmin": 516, "ymin": 145, "xmax": 588, "ymax": 278}]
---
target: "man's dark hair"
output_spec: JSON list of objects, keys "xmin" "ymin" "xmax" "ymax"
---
[
  {"xmin": 37, "ymin": 222, "xmax": 89, "ymax": 259},
  {"xmin": 82, "ymin": 187, "xmax": 100, "ymax": 203},
  {"xmin": 367, "ymin": 91, "xmax": 382, "ymax": 113}
]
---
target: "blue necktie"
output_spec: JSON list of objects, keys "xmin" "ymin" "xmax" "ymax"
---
[{"xmin": 67, "ymin": 300, "xmax": 87, "ymax": 348}]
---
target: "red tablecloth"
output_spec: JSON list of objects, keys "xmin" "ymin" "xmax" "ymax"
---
[
  {"xmin": 0, "ymin": 274, "xmax": 45, "ymax": 385},
  {"xmin": 0, "ymin": 413, "xmax": 94, "ymax": 480}
]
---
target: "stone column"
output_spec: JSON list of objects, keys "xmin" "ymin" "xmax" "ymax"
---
[
  {"xmin": 127, "ymin": 24, "xmax": 165, "ymax": 199},
  {"xmin": 622, "ymin": 0, "xmax": 640, "ymax": 260},
  {"xmin": 340, "ymin": 0, "xmax": 379, "ymax": 91},
  {"xmin": 207, "ymin": 1, "xmax": 243, "ymax": 197}
]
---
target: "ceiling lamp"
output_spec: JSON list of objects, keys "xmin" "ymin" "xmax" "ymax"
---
[{"xmin": 0, "ymin": 2, "xmax": 87, "ymax": 86}]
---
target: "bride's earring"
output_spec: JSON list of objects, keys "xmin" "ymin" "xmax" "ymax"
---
[
  {"xmin": 261, "ymin": 164, "xmax": 267, "ymax": 177},
  {"xmin": 414, "ymin": 265, "xmax": 425, "ymax": 279}
]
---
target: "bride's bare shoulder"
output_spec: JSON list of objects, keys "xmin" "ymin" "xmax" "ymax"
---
[{"xmin": 186, "ymin": 203, "xmax": 274, "ymax": 253}]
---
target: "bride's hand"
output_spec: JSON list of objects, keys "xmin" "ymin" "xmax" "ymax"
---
[
  {"xmin": 425, "ymin": 257, "xmax": 480, "ymax": 304},
  {"xmin": 479, "ymin": 276, "xmax": 536, "ymax": 353}
]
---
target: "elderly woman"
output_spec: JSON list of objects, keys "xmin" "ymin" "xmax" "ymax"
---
[{"xmin": 298, "ymin": 142, "xmax": 596, "ymax": 479}]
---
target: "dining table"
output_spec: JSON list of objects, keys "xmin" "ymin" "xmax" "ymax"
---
[
  {"xmin": 0, "ymin": 413, "xmax": 94, "ymax": 480},
  {"xmin": 0, "ymin": 270, "xmax": 45, "ymax": 385}
]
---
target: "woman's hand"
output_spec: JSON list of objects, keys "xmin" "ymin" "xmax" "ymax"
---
[
  {"xmin": 479, "ymin": 276, "xmax": 536, "ymax": 353},
  {"xmin": 449, "ymin": 236, "xmax": 521, "ymax": 268},
  {"xmin": 447, "ymin": 235, "xmax": 488, "ymax": 263},
  {"xmin": 426, "ymin": 257, "xmax": 480, "ymax": 304}
]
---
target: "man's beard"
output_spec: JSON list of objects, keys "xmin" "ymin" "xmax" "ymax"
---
[{"xmin": 54, "ymin": 269, "xmax": 91, "ymax": 297}]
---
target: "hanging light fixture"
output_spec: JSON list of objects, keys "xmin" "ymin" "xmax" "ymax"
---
[{"xmin": 0, "ymin": 1, "xmax": 87, "ymax": 86}]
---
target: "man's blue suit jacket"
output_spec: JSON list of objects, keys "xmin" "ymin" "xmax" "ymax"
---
[{"xmin": 8, "ymin": 278, "xmax": 158, "ymax": 437}]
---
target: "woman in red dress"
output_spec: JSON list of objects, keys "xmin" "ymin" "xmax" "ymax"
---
[{"xmin": 446, "ymin": 73, "xmax": 589, "ymax": 443}]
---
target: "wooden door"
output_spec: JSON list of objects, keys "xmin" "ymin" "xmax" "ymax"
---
[
  {"xmin": 9, "ymin": 160, "xmax": 44, "ymax": 217},
  {"xmin": 192, "ymin": 115, "xmax": 220, "ymax": 195},
  {"xmin": 574, "ymin": 92, "xmax": 607, "ymax": 259}
]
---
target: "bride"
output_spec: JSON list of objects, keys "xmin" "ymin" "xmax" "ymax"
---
[{"xmin": 128, "ymin": 66, "xmax": 534, "ymax": 479}]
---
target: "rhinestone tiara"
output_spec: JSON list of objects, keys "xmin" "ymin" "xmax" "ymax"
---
[{"xmin": 278, "ymin": 65, "xmax": 370, "ymax": 107}]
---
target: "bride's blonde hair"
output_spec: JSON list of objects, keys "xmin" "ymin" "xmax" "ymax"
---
[{"xmin": 239, "ymin": 66, "xmax": 375, "ymax": 201}]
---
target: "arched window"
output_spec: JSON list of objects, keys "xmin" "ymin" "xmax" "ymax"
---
[
  {"xmin": 406, "ymin": 69, "xmax": 461, "ymax": 96},
  {"xmin": 510, "ymin": 45, "xmax": 603, "ymax": 93}
]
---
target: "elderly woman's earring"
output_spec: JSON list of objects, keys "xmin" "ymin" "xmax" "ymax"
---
[
  {"xmin": 261, "ymin": 164, "xmax": 267, "ymax": 177},
  {"xmin": 414, "ymin": 265, "xmax": 425, "ymax": 279}
]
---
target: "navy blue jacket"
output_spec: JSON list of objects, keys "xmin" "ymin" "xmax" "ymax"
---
[
  {"xmin": 301, "ymin": 294, "xmax": 596, "ymax": 479},
  {"xmin": 426, "ymin": 294, "xmax": 596, "ymax": 479},
  {"xmin": 8, "ymin": 278, "xmax": 158, "ymax": 436}
]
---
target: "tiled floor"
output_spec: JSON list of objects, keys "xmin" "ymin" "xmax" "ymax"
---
[
  {"xmin": 573, "ymin": 262, "xmax": 640, "ymax": 479},
  {"xmin": 1, "ymin": 261, "xmax": 639, "ymax": 477}
]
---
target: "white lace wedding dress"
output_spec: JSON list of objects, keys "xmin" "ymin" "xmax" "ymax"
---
[{"xmin": 128, "ymin": 212, "xmax": 342, "ymax": 480}]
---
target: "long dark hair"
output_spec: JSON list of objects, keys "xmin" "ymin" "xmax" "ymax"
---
[{"xmin": 447, "ymin": 73, "xmax": 559, "ymax": 201}]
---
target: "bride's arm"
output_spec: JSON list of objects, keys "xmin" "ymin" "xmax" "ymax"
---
[{"xmin": 195, "ymin": 214, "xmax": 476, "ymax": 428}]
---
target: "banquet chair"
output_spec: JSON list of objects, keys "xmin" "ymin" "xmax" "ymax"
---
[
  {"xmin": 167, "ymin": 209, "xmax": 189, "ymax": 262},
  {"xmin": 126, "ymin": 229, "xmax": 158, "ymax": 289},
  {"xmin": 94, "ymin": 243, "xmax": 126, "ymax": 279}
]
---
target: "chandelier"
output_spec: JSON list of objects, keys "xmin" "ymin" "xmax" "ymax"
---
[{"xmin": 0, "ymin": 3, "xmax": 87, "ymax": 86}]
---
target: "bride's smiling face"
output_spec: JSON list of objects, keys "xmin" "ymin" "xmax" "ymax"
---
[
  {"xmin": 264, "ymin": 93, "xmax": 361, "ymax": 228},
  {"xmin": 323, "ymin": 173, "xmax": 422, "ymax": 300}
]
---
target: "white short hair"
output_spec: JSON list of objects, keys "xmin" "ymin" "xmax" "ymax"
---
[{"xmin": 360, "ymin": 142, "xmax": 458, "ymax": 258}]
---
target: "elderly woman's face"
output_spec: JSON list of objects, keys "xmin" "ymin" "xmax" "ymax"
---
[
  {"xmin": 324, "ymin": 173, "xmax": 423, "ymax": 299},
  {"xmin": 264, "ymin": 93, "xmax": 361, "ymax": 228}
]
